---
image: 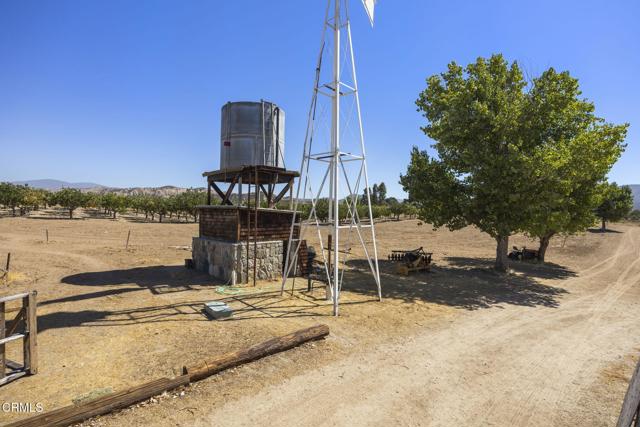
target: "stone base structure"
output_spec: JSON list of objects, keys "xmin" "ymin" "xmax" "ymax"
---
[{"xmin": 192, "ymin": 237, "xmax": 283, "ymax": 284}]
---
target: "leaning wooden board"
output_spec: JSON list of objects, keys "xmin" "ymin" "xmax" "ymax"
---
[
  {"xmin": 617, "ymin": 355, "xmax": 640, "ymax": 427},
  {"xmin": 5, "ymin": 375, "xmax": 189, "ymax": 427}
]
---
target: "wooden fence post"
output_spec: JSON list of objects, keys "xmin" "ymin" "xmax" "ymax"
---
[
  {"xmin": 22, "ymin": 292, "xmax": 37, "ymax": 375},
  {"xmin": 0, "ymin": 302, "xmax": 5, "ymax": 381}
]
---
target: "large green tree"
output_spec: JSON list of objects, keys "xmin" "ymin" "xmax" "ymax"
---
[
  {"xmin": 0, "ymin": 183, "xmax": 28, "ymax": 216},
  {"xmin": 402, "ymin": 54, "xmax": 629, "ymax": 268},
  {"xmin": 596, "ymin": 183, "xmax": 634, "ymax": 231},
  {"xmin": 402, "ymin": 55, "xmax": 532, "ymax": 271},
  {"xmin": 521, "ymin": 69, "xmax": 627, "ymax": 260},
  {"xmin": 55, "ymin": 188, "xmax": 87, "ymax": 219}
]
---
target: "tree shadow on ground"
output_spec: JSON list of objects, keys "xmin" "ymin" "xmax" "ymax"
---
[
  {"xmin": 37, "ymin": 301, "xmax": 210, "ymax": 333},
  {"xmin": 587, "ymin": 228, "xmax": 623, "ymax": 234},
  {"xmin": 345, "ymin": 257, "xmax": 571, "ymax": 310},
  {"xmin": 37, "ymin": 290, "xmax": 330, "ymax": 333},
  {"xmin": 61, "ymin": 266, "xmax": 217, "ymax": 295},
  {"xmin": 444, "ymin": 256, "xmax": 577, "ymax": 280}
]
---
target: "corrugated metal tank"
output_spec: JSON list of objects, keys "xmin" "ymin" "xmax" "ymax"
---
[{"xmin": 220, "ymin": 101, "xmax": 285, "ymax": 170}]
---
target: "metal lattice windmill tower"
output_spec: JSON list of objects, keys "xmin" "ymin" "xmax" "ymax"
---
[{"xmin": 282, "ymin": 0, "xmax": 381, "ymax": 316}]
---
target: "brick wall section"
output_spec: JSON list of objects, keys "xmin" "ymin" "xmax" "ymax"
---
[
  {"xmin": 198, "ymin": 206, "xmax": 299, "ymax": 242},
  {"xmin": 198, "ymin": 207, "xmax": 239, "ymax": 242}
]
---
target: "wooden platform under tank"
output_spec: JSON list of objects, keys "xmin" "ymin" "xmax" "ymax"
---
[
  {"xmin": 203, "ymin": 166, "xmax": 299, "ymax": 208},
  {"xmin": 197, "ymin": 205, "xmax": 300, "ymax": 243}
]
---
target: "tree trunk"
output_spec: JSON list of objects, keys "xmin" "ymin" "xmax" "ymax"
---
[
  {"xmin": 601, "ymin": 218, "xmax": 607, "ymax": 231},
  {"xmin": 12, "ymin": 207, "xmax": 16, "ymax": 217},
  {"xmin": 537, "ymin": 232, "xmax": 554, "ymax": 263},
  {"xmin": 495, "ymin": 235, "xmax": 509, "ymax": 272},
  {"xmin": 113, "ymin": 211, "xmax": 116, "ymax": 219},
  {"xmin": 69, "ymin": 209, "xmax": 73, "ymax": 219}
]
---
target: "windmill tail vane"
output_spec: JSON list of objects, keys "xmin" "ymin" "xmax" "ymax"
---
[{"xmin": 361, "ymin": 0, "xmax": 377, "ymax": 26}]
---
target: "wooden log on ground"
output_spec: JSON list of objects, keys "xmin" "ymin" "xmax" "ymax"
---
[
  {"xmin": 617, "ymin": 355, "xmax": 640, "ymax": 427},
  {"xmin": 183, "ymin": 324, "xmax": 329, "ymax": 382},
  {"xmin": 5, "ymin": 375, "xmax": 190, "ymax": 427}
]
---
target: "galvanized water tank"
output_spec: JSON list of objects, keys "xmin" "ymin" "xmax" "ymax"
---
[{"xmin": 220, "ymin": 101, "xmax": 285, "ymax": 170}]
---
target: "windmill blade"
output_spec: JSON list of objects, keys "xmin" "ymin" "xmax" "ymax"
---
[{"xmin": 361, "ymin": 0, "xmax": 376, "ymax": 26}]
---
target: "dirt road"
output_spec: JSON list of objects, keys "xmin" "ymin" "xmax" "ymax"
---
[{"xmin": 191, "ymin": 226, "xmax": 640, "ymax": 427}]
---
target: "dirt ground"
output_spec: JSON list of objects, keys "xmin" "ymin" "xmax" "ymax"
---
[{"xmin": 0, "ymin": 209, "xmax": 639, "ymax": 426}]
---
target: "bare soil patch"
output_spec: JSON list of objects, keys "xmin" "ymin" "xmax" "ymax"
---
[{"xmin": 0, "ymin": 211, "xmax": 638, "ymax": 426}]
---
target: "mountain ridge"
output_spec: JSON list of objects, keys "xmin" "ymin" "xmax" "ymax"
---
[
  {"xmin": 10, "ymin": 179, "xmax": 202, "ymax": 197},
  {"xmin": 12, "ymin": 179, "xmax": 103, "ymax": 191}
]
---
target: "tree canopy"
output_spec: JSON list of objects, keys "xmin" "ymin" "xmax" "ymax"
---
[
  {"xmin": 401, "ymin": 54, "xmax": 628, "ymax": 270},
  {"xmin": 595, "ymin": 183, "xmax": 634, "ymax": 230}
]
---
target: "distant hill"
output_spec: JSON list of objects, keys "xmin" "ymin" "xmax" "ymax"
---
[
  {"xmin": 90, "ymin": 186, "xmax": 201, "ymax": 197},
  {"xmin": 10, "ymin": 179, "xmax": 204, "ymax": 197},
  {"xmin": 12, "ymin": 179, "xmax": 103, "ymax": 191},
  {"xmin": 630, "ymin": 184, "xmax": 640, "ymax": 210}
]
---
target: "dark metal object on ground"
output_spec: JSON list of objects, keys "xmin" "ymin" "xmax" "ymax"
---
[
  {"xmin": 508, "ymin": 246, "xmax": 539, "ymax": 261},
  {"xmin": 388, "ymin": 247, "xmax": 432, "ymax": 275}
]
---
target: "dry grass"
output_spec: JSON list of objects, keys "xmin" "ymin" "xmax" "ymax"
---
[{"xmin": 0, "ymin": 210, "xmax": 635, "ymax": 425}]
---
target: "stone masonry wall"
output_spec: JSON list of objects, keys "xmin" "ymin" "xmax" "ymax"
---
[{"xmin": 192, "ymin": 237, "xmax": 283, "ymax": 284}]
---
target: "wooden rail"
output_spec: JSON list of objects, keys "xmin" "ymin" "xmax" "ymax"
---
[
  {"xmin": 0, "ymin": 291, "xmax": 37, "ymax": 387},
  {"xmin": 8, "ymin": 324, "xmax": 328, "ymax": 427},
  {"xmin": 617, "ymin": 355, "xmax": 640, "ymax": 427}
]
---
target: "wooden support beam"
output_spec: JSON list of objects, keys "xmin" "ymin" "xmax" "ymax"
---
[
  {"xmin": 221, "ymin": 176, "xmax": 238, "ymax": 205},
  {"xmin": 254, "ymin": 167, "xmax": 258, "ymax": 286},
  {"xmin": 5, "ymin": 375, "xmax": 190, "ymax": 427},
  {"xmin": 210, "ymin": 182, "xmax": 230, "ymax": 205},
  {"xmin": 182, "ymin": 324, "xmax": 330, "ymax": 382},
  {"xmin": 206, "ymin": 181, "xmax": 212, "ymax": 205},
  {"xmin": 259, "ymin": 184, "xmax": 270, "ymax": 203},
  {"xmin": 273, "ymin": 180, "xmax": 293, "ymax": 205},
  {"xmin": 289, "ymin": 178, "xmax": 294, "ymax": 209},
  {"xmin": 268, "ymin": 173, "xmax": 278, "ymax": 208},
  {"xmin": 267, "ymin": 183, "xmax": 274, "ymax": 208}
]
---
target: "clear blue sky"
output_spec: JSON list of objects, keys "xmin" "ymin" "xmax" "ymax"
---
[{"xmin": 1, "ymin": 0, "xmax": 638, "ymax": 197}]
